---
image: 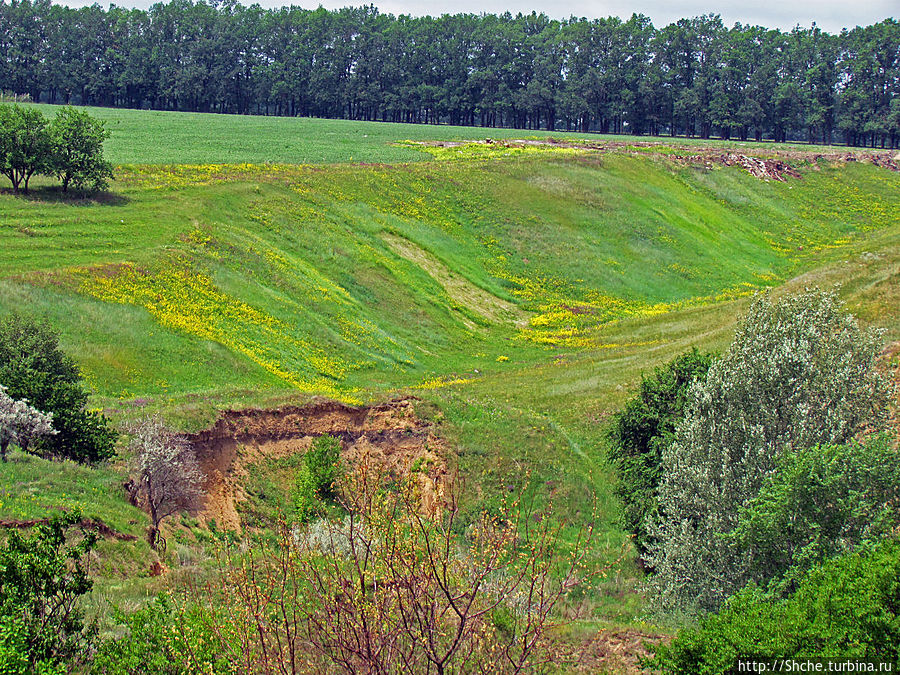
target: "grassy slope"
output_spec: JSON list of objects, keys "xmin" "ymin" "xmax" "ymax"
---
[{"xmin": 1, "ymin": 109, "xmax": 899, "ymax": 626}]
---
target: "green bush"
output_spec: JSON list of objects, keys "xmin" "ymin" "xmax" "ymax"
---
[
  {"xmin": 652, "ymin": 538, "xmax": 900, "ymax": 673},
  {"xmin": 0, "ymin": 314, "xmax": 116, "ymax": 463},
  {"xmin": 92, "ymin": 595, "xmax": 233, "ymax": 675},
  {"xmin": 292, "ymin": 434, "xmax": 342, "ymax": 523},
  {"xmin": 732, "ymin": 434, "xmax": 900, "ymax": 595},
  {"xmin": 607, "ymin": 347, "xmax": 713, "ymax": 555},
  {"xmin": 0, "ymin": 512, "xmax": 96, "ymax": 674}
]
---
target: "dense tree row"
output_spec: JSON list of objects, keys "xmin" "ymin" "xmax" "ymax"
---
[{"xmin": 1, "ymin": 0, "xmax": 898, "ymax": 145}]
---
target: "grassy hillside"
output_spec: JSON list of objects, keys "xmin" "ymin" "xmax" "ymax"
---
[{"xmin": 1, "ymin": 111, "xmax": 898, "ymax": 631}]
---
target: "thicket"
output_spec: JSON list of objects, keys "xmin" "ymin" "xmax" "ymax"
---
[
  {"xmin": 0, "ymin": 104, "xmax": 112, "ymax": 194},
  {"xmin": 292, "ymin": 434, "xmax": 342, "ymax": 523},
  {"xmin": 0, "ymin": 314, "xmax": 117, "ymax": 463},
  {"xmin": 2, "ymin": 0, "xmax": 898, "ymax": 145},
  {"xmin": 0, "ymin": 513, "xmax": 97, "ymax": 674},
  {"xmin": 607, "ymin": 348, "xmax": 713, "ymax": 557},
  {"xmin": 646, "ymin": 289, "xmax": 891, "ymax": 615},
  {"xmin": 652, "ymin": 538, "xmax": 900, "ymax": 672}
]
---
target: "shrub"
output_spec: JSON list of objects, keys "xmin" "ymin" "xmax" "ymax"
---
[
  {"xmin": 92, "ymin": 595, "xmax": 234, "ymax": 675},
  {"xmin": 292, "ymin": 434, "xmax": 342, "ymax": 523},
  {"xmin": 732, "ymin": 434, "xmax": 900, "ymax": 595},
  {"xmin": 0, "ymin": 383, "xmax": 56, "ymax": 461},
  {"xmin": 48, "ymin": 106, "xmax": 113, "ymax": 192},
  {"xmin": 651, "ymin": 538, "xmax": 900, "ymax": 673},
  {"xmin": 0, "ymin": 314, "xmax": 116, "ymax": 463},
  {"xmin": 647, "ymin": 289, "xmax": 892, "ymax": 614},
  {"xmin": 0, "ymin": 512, "xmax": 96, "ymax": 673},
  {"xmin": 606, "ymin": 347, "xmax": 713, "ymax": 556}
]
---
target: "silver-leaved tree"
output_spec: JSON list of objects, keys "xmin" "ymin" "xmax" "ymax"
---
[
  {"xmin": 646, "ymin": 288, "xmax": 892, "ymax": 615},
  {"xmin": 0, "ymin": 383, "xmax": 55, "ymax": 461}
]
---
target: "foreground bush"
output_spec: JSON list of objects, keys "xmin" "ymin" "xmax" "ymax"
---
[
  {"xmin": 652, "ymin": 538, "xmax": 900, "ymax": 674},
  {"xmin": 0, "ymin": 314, "xmax": 116, "ymax": 463},
  {"xmin": 647, "ymin": 289, "xmax": 891, "ymax": 614},
  {"xmin": 0, "ymin": 513, "xmax": 96, "ymax": 674},
  {"xmin": 606, "ymin": 347, "xmax": 713, "ymax": 557}
]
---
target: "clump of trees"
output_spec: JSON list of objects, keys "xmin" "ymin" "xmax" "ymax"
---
[
  {"xmin": 292, "ymin": 433, "xmax": 342, "ymax": 523},
  {"xmin": 646, "ymin": 289, "xmax": 891, "ymax": 615},
  {"xmin": 0, "ymin": 104, "xmax": 112, "ymax": 194},
  {"xmin": 128, "ymin": 415, "xmax": 205, "ymax": 551},
  {"xmin": 0, "ymin": 314, "xmax": 117, "ymax": 464}
]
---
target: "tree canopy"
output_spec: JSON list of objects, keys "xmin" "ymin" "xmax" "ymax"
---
[{"xmin": 1, "ymin": 1, "xmax": 897, "ymax": 146}]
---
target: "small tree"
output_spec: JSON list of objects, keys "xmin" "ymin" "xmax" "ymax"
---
[
  {"xmin": 0, "ymin": 313, "xmax": 116, "ymax": 464},
  {"xmin": 48, "ymin": 106, "xmax": 113, "ymax": 192},
  {"xmin": 0, "ymin": 383, "xmax": 56, "ymax": 461},
  {"xmin": 0, "ymin": 104, "xmax": 50, "ymax": 194},
  {"xmin": 129, "ymin": 415, "xmax": 204, "ymax": 550},
  {"xmin": 647, "ymin": 289, "xmax": 892, "ymax": 615},
  {"xmin": 293, "ymin": 434, "xmax": 342, "ymax": 523}
]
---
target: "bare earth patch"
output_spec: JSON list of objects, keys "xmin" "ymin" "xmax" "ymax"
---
[{"xmin": 185, "ymin": 397, "xmax": 447, "ymax": 530}]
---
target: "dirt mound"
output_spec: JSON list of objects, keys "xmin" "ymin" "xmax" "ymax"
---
[
  {"xmin": 575, "ymin": 629, "xmax": 669, "ymax": 673},
  {"xmin": 187, "ymin": 397, "xmax": 447, "ymax": 530}
]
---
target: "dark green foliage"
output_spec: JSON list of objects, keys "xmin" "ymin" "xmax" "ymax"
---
[
  {"xmin": 0, "ymin": 103, "xmax": 50, "ymax": 194},
  {"xmin": 292, "ymin": 434, "xmax": 342, "ymax": 523},
  {"xmin": 0, "ymin": 314, "xmax": 116, "ymax": 463},
  {"xmin": 92, "ymin": 595, "xmax": 232, "ymax": 675},
  {"xmin": 652, "ymin": 538, "xmax": 900, "ymax": 673},
  {"xmin": 48, "ymin": 106, "xmax": 113, "ymax": 192},
  {"xmin": 732, "ymin": 434, "xmax": 900, "ymax": 595},
  {"xmin": 0, "ymin": 512, "xmax": 96, "ymax": 674},
  {"xmin": 607, "ymin": 348, "xmax": 712, "ymax": 555}
]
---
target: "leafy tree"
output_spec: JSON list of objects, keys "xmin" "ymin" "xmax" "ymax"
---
[
  {"xmin": 607, "ymin": 347, "xmax": 712, "ymax": 556},
  {"xmin": 48, "ymin": 106, "xmax": 113, "ymax": 192},
  {"xmin": 731, "ymin": 434, "xmax": 900, "ymax": 596},
  {"xmin": 0, "ymin": 512, "xmax": 97, "ymax": 674},
  {"xmin": 129, "ymin": 415, "xmax": 204, "ymax": 551},
  {"xmin": 651, "ymin": 537, "xmax": 900, "ymax": 673},
  {"xmin": 0, "ymin": 103, "xmax": 50, "ymax": 194},
  {"xmin": 647, "ymin": 289, "xmax": 892, "ymax": 615},
  {"xmin": 0, "ymin": 313, "xmax": 117, "ymax": 464},
  {"xmin": 0, "ymin": 383, "xmax": 55, "ymax": 461}
]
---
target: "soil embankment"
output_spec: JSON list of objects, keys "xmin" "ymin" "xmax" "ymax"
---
[{"xmin": 186, "ymin": 397, "xmax": 446, "ymax": 530}]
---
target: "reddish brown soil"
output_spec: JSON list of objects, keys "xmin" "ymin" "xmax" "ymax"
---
[{"xmin": 185, "ymin": 397, "xmax": 447, "ymax": 530}]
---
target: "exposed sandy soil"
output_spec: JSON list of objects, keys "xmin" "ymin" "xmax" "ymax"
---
[{"xmin": 185, "ymin": 397, "xmax": 447, "ymax": 530}]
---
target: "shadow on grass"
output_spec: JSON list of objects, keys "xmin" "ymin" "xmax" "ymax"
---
[{"xmin": 1, "ymin": 185, "xmax": 129, "ymax": 206}]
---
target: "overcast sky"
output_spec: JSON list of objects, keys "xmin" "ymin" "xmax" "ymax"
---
[{"xmin": 52, "ymin": 0, "xmax": 895, "ymax": 33}]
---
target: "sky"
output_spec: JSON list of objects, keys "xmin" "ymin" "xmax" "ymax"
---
[{"xmin": 52, "ymin": 0, "xmax": 895, "ymax": 33}]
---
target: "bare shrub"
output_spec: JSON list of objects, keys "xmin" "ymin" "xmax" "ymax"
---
[
  {"xmin": 0, "ymin": 383, "xmax": 55, "ymax": 461},
  {"xmin": 129, "ymin": 415, "xmax": 204, "ymax": 551}
]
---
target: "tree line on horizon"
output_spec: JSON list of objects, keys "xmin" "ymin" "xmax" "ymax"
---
[{"xmin": 1, "ymin": 0, "xmax": 898, "ymax": 146}]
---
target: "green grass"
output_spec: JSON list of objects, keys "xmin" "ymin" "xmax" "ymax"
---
[
  {"xmin": 25, "ymin": 103, "xmax": 857, "ymax": 165},
  {"xmin": 1, "ymin": 119, "xmax": 898, "ymax": 629}
]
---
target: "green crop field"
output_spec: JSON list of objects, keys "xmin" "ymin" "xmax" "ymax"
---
[
  {"xmin": 27, "ymin": 102, "xmax": 848, "ymax": 165},
  {"xmin": 1, "ymin": 106, "xmax": 899, "ymax": 636}
]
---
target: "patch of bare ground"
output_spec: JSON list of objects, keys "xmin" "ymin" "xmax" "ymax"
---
[
  {"xmin": 185, "ymin": 397, "xmax": 447, "ymax": 531},
  {"xmin": 572, "ymin": 628, "xmax": 669, "ymax": 674}
]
